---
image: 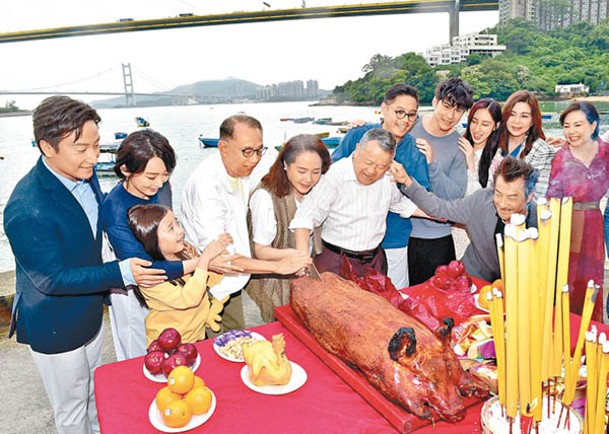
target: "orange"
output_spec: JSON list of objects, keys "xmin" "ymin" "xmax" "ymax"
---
[
  {"xmin": 193, "ymin": 376, "xmax": 206, "ymax": 389},
  {"xmin": 477, "ymin": 285, "xmax": 493, "ymax": 310},
  {"xmin": 167, "ymin": 366, "xmax": 195, "ymax": 395},
  {"xmin": 155, "ymin": 386, "xmax": 182, "ymax": 413},
  {"xmin": 161, "ymin": 399, "xmax": 192, "ymax": 428},
  {"xmin": 492, "ymin": 279, "xmax": 503, "ymax": 292},
  {"xmin": 184, "ymin": 386, "xmax": 213, "ymax": 415}
]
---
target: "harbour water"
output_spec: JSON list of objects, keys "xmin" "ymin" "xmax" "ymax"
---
[{"xmin": 0, "ymin": 100, "xmax": 383, "ymax": 272}]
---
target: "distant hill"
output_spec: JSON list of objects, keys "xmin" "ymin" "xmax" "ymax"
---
[{"xmin": 90, "ymin": 78, "xmax": 328, "ymax": 108}]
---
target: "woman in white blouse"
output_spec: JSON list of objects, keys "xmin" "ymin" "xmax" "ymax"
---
[
  {"xmin": 246, "ymin": 134, "xmax": 332, "ymax": 322},
  {"xmin": 453, "ymin": 98, "xmax": 502, "ymax": 258}
]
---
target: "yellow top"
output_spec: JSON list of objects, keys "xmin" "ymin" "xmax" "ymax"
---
[{"xmin": 142, "ymin": 268, "xmax": 223, "ymax": 346}]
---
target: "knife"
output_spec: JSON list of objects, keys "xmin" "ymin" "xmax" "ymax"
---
[{"xmin": 309, "ymin": 263, "xmax": 323, "ymax": 281}]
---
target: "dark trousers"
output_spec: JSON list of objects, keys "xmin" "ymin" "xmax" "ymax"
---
[
  {"xmin": 315, "ymin": 242, "xmax": 387, "ymax": 278},
  {"xmin": 407, "ymin": 235, "xmax": 456, "ymax": 285}
]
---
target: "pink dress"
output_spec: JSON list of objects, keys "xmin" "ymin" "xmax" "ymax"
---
[{"xmin": 547, "ymin": 139, "xmax": 609, "ymax": 322}]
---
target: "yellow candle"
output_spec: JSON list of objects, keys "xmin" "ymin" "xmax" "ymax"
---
[
  {"xmin": 493, "ymin": 288, "xmax": 507, "ymax": 409},
  {"xmin": 560, "ymin": 285, "xmax": 572, "ymax": 406},
  {"xmin": 594, "ymin": 339, "xmax": 609, "ymax": 433},
  {"xmin": 547, "ymin": 198, "xmax": 562, "ymax": 378},
  {"xmin": 503, "ymin": 224, "xmax": 519, "ymax": 418},
  {"xmin": 584, "ymin": 329, "xmax": 597, "ymax": 434},
  {"xmin": 528, "ymin": 230, "xmax": 543, "ymax": 422},
  {"xmin": 555, "ymin": 197, "xmax": 572, "ymax": 300},
  {"xmin": 537, "ymin": 209, "xmax": 552, "ymax": 383},
  {"xmin": 517, "ymin": 229, "xmax": 531, "ymax": 414},
  {"xmin": 495, "ymin": 233, "xmax": 505, "ymax": 283}
]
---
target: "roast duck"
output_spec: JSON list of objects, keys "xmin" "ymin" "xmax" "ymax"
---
[{"xmin": 290, "ymin": 272, "xmax": 489, "ymax": 423}]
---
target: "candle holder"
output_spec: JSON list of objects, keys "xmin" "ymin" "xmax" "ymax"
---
[{"xmin": 480, "ymin": 395, "xmax": 583, "ymax": 434}]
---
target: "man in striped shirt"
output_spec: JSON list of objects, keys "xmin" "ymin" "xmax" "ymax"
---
[{"xmin": 290, "ymin": 128, "xmax": 425, "ymax": 277}]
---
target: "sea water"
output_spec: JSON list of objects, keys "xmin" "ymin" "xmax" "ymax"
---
[{"xmin": 0, "ymin": 101, "xmax": 381, "ymax": 272}]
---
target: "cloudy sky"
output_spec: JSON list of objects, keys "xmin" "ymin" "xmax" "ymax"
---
[{"xmin": 0, "ymin": 0, "xmax": 498, "ymax": 109}]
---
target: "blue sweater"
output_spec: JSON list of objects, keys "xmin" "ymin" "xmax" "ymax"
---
[
  {"xmin": 332, "ymin": 124, "xmax": 430, "ymax": 248},
  {"xmin": 99, "ymin": 182, "xmax": 183, "ymax": 280}
]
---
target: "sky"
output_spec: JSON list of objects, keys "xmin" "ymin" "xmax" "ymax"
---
[{"xmin": 0, "ymin": 0, "xmax": 499, "ymax": 109}]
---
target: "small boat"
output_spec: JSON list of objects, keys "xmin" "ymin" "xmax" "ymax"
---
[
  {"xmin": 313, "ymin": 117, "xmax": 332, "ymax": 125},
  {"xmin": 114, "ymin": 132, "xmax": 128, "ymax": 140},
  {"xmin": 95, "ymin": 142, "xmax": 118, "ymax": 175},
  {"xmin": 135, "ymin": 116, "xmax": 150, "ymax": 127},
  {"xmin": 280, "ymin": 117, "xmax": 293, "ymax": 122},
  {"xmin": 337, "ymin": 127, "xmax": 349, "ymax": 134},
  {"xmin": 275, "ymin": 136, "xmax": 341, "ymax": 151},
  {"xmin": 293, "ymin": 117, "xmax": 314, "ymax": 124},
  {"xmin": 314, "ymin": 132, "xmax": 330, "ymax": 139},
  {"xmin": 198, "ymin": 137, "xmax": 219, "ymax": 148},
  {"xmin": 328, "ymin": 121, "xmax": 349, "ymax": 126},
  {"xmin": 322, "ymin": 137, "xmax": 341, "ymax": 148}
]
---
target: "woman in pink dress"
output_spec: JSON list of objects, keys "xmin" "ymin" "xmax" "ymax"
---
[{"xmin": 547, "ymin": 101, "xmax": 609, "ymax": 322}]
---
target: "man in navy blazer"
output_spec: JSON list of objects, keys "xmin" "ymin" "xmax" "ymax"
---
[{"xmin": 4, "ymin": 96, "xmax": 165, "ymax": 434}]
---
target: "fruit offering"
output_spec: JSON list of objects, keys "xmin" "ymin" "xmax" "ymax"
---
[
  {"xmin": 144, "ymin": 328, "xmax": 199, "ymax": 378},
  {"xmin": 429, "ymin": 260, "xmax": 472, "ymax": 292},
  {"xmin": 154, "ymin": 367, "xmax": 214, "ymax": 429}
]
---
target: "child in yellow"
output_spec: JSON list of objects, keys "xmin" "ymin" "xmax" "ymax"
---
[{"xmin": 128, "ymin": 204, "xmax": 238, "ymax": 345}]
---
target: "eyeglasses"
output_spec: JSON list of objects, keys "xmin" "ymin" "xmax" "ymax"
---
[
  {"xmin": 241, "ymin": 146, "xmax": 267, "ymax": 158},
  {"xmin": 394, "ymin": 110, "xmax": 418, "ymax": 122}
]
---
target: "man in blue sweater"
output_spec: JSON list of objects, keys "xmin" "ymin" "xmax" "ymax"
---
[{"xmin": 332, "ymin": 84, "xmax": 429, "ymax": 288}]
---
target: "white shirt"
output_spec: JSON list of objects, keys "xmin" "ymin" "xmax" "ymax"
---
[
  {"xmin": 289, "ymin": 157, "xmax": 417, "ymax": 251},
  {"xmin": 180, "ymin": 152, "xmax": 252, "ymax": 299}
]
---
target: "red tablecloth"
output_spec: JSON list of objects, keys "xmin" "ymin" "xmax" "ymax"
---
[{"xmin": 94, "ymin": 321, "xmax": 487, "ymax": 433}]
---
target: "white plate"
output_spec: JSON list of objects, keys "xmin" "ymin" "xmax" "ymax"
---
[
  {"xmin": 240, "ymin": 361, "xmax": 307, "ymax": 395},
  {"xmin": 473, "ymin": 293, "xmax": 489, "ymax": 313},
  {"xmin": 213, "ymin": 331, "xmax": 266, "ymax": 363},
  {"xmin": 143, "ymin": 353, "xmax": 201, "ymax": 383},
  {"xmin": 148, "ymin": 389, "xmax": 216, "ymax": 433}
]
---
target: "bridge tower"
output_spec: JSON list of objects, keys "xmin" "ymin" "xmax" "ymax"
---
[
  {"xmin": 449, "ymin": 0, "xmax": 460, "ymax": 40},
  {"xmin": 122, "ymin": 63, "xmax": 136, "ymax": 107}
]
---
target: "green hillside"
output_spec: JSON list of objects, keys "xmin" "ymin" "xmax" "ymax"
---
[{"xmin": 333, "ymin": 19, "xmax": 609, "ymax": 104}]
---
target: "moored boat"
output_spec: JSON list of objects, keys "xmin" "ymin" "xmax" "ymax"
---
[
  {"xmin": 135, "ymin": 116, "xmax": 150, "ymax": 127},
  {"xmin": 198, "ymin": 137, "xmax": 219, "ymax": 148}
]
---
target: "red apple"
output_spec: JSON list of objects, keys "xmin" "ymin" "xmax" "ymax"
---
[
  {"xmin": 158, "ymin": 328, "xmax": 181, "ymax": 353},
  {"xmin": 144, "ymin": 350, "xmax": 165, "ymax": 375},
  {"xmin": 446, "ymin": 260, "xmax": 465, "ymax": 279},
  {"xmin": 431, "ymin": 275, "xmax": 451, "ymax": 290},
  {"xmin": 162, "ymin": 353, "xmax": 188, "ymax": 377},
  {"xmin": 147, "ymin": 339, "xmax": 162, "ymax": 354},
  {"xmin": 455, "ymin": 275, "xmax": 473, "ymax": 292},
  {"xmin": 434, "ymin": 265, "xmax": 448, "ymax": 279},
  {"xmin": 176, "ymin": 343, "xmax": 198, "ymax": 366}
]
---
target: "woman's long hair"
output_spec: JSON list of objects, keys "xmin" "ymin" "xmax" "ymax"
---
[
  {"xmin": 127, "ymin": 204, "xmax": 192, "ymax": 304},
  {"xmin": 261, "ymin": 134, "xmax": 331, "ymax": 197},
  {"xmin": 497, "ymin": 90, "xmax": 546, "ymax": 160},
  {"xmin": 464, "ymin": 98, "xmax": 502, "ymax": 188}
]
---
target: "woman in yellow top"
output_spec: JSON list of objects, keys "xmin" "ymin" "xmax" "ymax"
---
[{"xmin": 128, "ymin": 203, "xmax": 234, "ymax": 346}]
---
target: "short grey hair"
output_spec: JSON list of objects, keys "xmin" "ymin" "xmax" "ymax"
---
[{"xmin": 359, "ymin": 128, "xmax": 396, "ymax": 155}]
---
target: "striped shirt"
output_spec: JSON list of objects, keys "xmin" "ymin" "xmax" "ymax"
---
[{"xmin": 289, "ymin": 157, "xmax": 416, "ymax": 252}]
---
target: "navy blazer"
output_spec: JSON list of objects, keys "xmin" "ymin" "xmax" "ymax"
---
[{"xmin": 4, "ymin": 157, "xmax": 124, "ymax": 354}]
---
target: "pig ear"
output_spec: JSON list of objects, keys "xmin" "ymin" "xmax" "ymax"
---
[
  {"xmin": 388, "ymin": 327, "xmax": 417, "ymax": 361},
  {"xmin": 435, "ymin": 317, "xmax": 454, "ymax": 347}
]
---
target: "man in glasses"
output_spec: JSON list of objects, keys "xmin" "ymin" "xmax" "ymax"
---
[
  {"xmin": 408, "ymin": 77, "xmax": 473, "ymax": 285},
  {"xmin": 331, "ymin": 83, "xmax": 429, "ymax": 289},
  {"xmin": 181, "ymin": 114, "xmax": 311, "ymax": 332}
]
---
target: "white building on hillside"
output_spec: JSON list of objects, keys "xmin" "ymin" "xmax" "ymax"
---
[{"xmin": 422, "ymin": 32, "xmax": 506, "ymax": 67}]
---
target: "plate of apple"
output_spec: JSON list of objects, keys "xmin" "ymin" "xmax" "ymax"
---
[{"xmin": 143, "ymin": 328, "xmax": 201, "ymax": 383}]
